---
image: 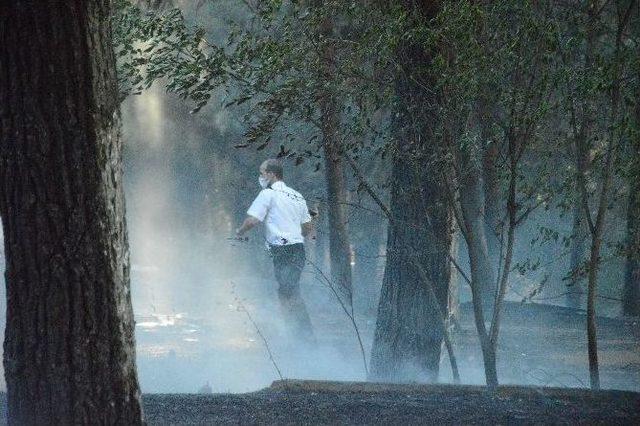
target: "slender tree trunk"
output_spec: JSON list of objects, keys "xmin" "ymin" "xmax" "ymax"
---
[
  {"xmin": 567, "ymin": 203, "xmax": 588, "ymax": 308},
  {"xmin": 568, "ymin": 0, "xmax": 598, "ymax": 311},
  {"xmin": 0, "ymin": 2, "xmax": 143, "ymax": 424},
  {"xmin": 586, "ymin": 233, "xmax": 603, "ymax": 389},
  {"xmin": 458, "ymin": 163, "xmax": 498, "ymax": 387},
  {"xmin": 447, "ymin": 228, "xmax": 462, "ymax": 324},
  {"xmin": 459, "ymin": 164, "xmax": 497, "ymax": 317},
  {"xmin": 369, "ymin": 0, "xmax": 451, "ymax": 383},
  {"xmin": 566, "ymin": 0, "xmax": 599, "ymax": 314},
  {"xmin": 317, "ymin": 7, "xmax": 353, "ymax": 306},
  {"xmin": 582, "ymin": 0, "xmax": 634, "ymax": 389}
]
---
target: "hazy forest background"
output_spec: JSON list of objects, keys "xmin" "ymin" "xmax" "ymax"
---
[{"xmin": 1, "ymin": 0, "xmax": 638, "ymax": 397}]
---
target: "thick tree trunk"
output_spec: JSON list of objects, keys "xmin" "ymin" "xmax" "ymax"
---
[
  {"xmin": 0, "ymin": 2, "xmax": 143, "ymax": 424},
  {"xmin": 369, "ymin": 0, "xmax": 450, "ymax": 383},
  {"xmin": 318, "ymin": 11, "xmax": 353, "ymax": 306},
  {"xmin": 369, "ymin": 151, "xmax": 452, "ymax": 382}
]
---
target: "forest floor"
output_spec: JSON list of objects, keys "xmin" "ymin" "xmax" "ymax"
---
[
  {"xmin": 0, "ymin": 301, "xmax": 638, "ymax": 424},
  {"xmin": 0, "ymin": 379, "xmax": 637, "ymax": 425},
  {"xmin": 134, "ymin": 300, "xmax": 640, "ymax": 424},
  {"xmin": 452, "ymin": 301, "xmax": 640, "ymax": 390},
  {"xmin": 140, "ymin": 379, "xmax": 640, "ymax": 425},
  {"xmin": 135, "ymin": 299, "xmax": 640, "ymax": 424}
]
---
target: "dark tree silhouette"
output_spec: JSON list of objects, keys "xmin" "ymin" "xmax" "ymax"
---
[
  {"xmin": 0, "ymin": 1, "xmax": 144, "ymax": 423},
  {"xmin": 369, "ymin": 0, "xmax": 452, "ymax": 382}
]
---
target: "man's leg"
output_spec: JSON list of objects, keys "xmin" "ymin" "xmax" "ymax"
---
[{"xmin": 273, "ymin": 244, "xmax": 315, "ymax": 344}]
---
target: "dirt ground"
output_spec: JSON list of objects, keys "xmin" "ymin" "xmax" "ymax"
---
[{"xmin": 141, "ymin": 379, "xmax": 640, "ymax": 425}]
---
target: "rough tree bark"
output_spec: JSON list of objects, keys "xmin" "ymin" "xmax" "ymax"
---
[
  {"xmin": 0, "ymin": 1, "xmax": 144, "ymax": 424},
  {"xmin": 369, "ymin": 0, "xmax": 452, "ymax": 383}
]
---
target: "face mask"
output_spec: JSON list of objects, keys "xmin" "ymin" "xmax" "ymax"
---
[{"xmin": 259, "ymin": 176, "xmax": 269, "ymax": 189}]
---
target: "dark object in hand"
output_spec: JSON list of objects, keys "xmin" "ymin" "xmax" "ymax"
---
[{"xmin": 227, "ymin": 237, "xmax": 249, "ymax": 242}]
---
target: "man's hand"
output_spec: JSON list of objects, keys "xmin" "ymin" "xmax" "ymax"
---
[{"xmin": 236, "ymin": 215, "xmax": 261, "ymax": 237}]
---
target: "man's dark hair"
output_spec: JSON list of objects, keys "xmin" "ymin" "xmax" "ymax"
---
[{"xmin": 264, "ymin": 159, "xmax": 283, "ymax": 179}]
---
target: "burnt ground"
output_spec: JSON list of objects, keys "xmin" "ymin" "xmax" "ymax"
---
[
  {"xmin": 140, "ymin": 380, "xmax": 639, "ymax": 425},
  {"xmin": 137, "ymin": 302, "xmax": 640, "ymax": 424},
  {"xmin": 0, "ymin": 302, "xmax": 637, "ymax": 424},
  {"xmin": 0, "ymin": 379, "xmax": 638, "ymax": 425},
  {"xmin": 452, "ymin": 302, "xmax": 640, "ymax": 390}
]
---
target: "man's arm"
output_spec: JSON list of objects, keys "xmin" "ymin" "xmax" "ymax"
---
[
  {"xmin": 236, "ymin": 215, "xmax": 261, "ymax": 237},
  {"xmin": 239, "ymin": 189, "xmax": 271, "ymax": 237}
]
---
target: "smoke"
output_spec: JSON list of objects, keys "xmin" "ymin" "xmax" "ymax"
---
[
  {"xmin": 119, "ymin": 83, "xmax": 379, "ymax": 393},
  {"xmin": 0, "ymin": 0, "xmax": 636, "ymax": 397}
]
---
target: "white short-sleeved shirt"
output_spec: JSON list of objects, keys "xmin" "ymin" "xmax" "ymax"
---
[{"xmin": 247, "ymin": 181, "xmax": 312, "ymax": 246}]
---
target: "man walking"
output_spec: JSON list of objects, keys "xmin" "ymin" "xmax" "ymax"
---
[{"xmin": 236, "ymin": 159, "xmax": 315, "ymax": 343}]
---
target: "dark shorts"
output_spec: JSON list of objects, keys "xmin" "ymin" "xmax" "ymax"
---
[{"xmin": 270, "ymin": 243, "xmax": 306, "ymax": 298}]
